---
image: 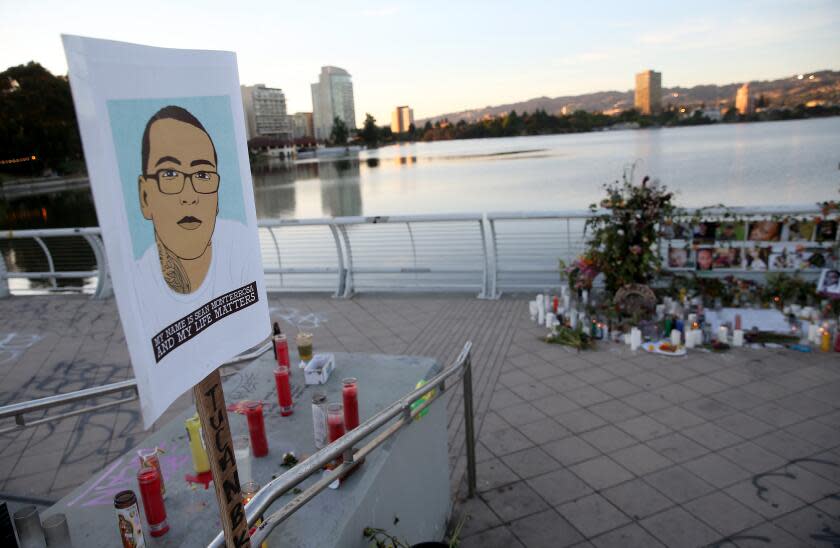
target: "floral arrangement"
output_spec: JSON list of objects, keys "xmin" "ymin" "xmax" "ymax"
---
[
  {"xmin": 582, "ymin": 169, "xmax": 676, "ymax": 293},
  {"xmin": 560, "ymin": 254, "xmax": 600, "ymax": 291}
]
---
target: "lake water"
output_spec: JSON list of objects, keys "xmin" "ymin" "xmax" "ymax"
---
[
  {"xmin": 259, "ymin": 116, "xmax": 840, "ymax": 218},
  {"xmin": 5, "ymin": 117, "xmax": 840, "ymax": 228}
]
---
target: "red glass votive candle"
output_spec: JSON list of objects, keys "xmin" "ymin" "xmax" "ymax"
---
[
  {"xmin": 137, "ymin": 449, "xmax": 165, "ymax": 498},
  {"xmin": 244, "ymin": 402, "xmax": 269, "ymax": 457},
  {"xmin": 274, "ymin": 366, "xmax": 293, "ymax": 416},
  {"xmin": 137, "ymin": 465, "xmax": 169, "ymax": 537},
  {"xmin": 327, "ymin": 403, "xmax": 345, "ymax": 443},
  {"xmin": 273, "ymin": 334, "xmax": 290, "ymax": 368},
  {"xmin": 552, "ymin": 296, "xmax": 559, "ymax": 313},
  {"xmin": 342, "ymin": 378, "xmax": 360, "ymax": 431}
]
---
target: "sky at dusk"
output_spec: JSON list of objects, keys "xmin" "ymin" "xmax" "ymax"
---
[{"xmin": 1, "ymin": 0, "xmax": 838, "ymax": 126}]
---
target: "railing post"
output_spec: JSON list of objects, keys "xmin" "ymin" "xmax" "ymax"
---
[
  {"xmin": 32, "ymin": 236, "xmax": 57, "ymax": 289},
  {"xmin": 267, "ymin": 226, "xmax": 283, "ymax": 288},
  {"xmin": 477, "ymin": 215, "xmax": 490, "ymax": 299},
  {"xmin": 0, "ymin": 245, "xmax": 9, "ymax": 298},
  {"xmin": 337, "ymin": 225, "xmax": 354, "ymax": 298},
  {"xmin": 487, "ymin": 217, "xmax": 499, "ymax": 299},
  {"xmin": 84, "ymin": 234, "xmax": 112, "ymax": 299},
  {"xmin": 462, "ymin": 349, "xmax": 477, "ymax": 498},
  {"xmin": 327, "ymin": 223, "xmax": 345, "ymax": 298}
]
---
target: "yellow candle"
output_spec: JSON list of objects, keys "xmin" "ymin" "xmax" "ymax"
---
[
  {"xmin": 821, "ymin": 329, "xmax": 831, "ymax": 352},
  {"xmin": 185, "ymin": 414, "xmax": 210, "ymax": 474}
]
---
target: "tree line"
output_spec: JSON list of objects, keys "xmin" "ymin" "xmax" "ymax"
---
[{"xmin": 354, "ymin": 103, "xmax": 840, "ymax": 147}]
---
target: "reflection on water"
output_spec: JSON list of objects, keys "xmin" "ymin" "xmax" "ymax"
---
[
  {"xmin": 319, "ymin": 159, "xmax": 362, "ymax": 217},
  {"xmin": 252, "ymin": 155, "xmax": 364, "ymax": 218}
]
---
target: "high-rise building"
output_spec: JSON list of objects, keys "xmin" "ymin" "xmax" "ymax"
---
[
  {"xmin": 735, "ymin": 83, "xmax": 754, "ymax": 115},
  {"xmin": 311, "ymin": 66, "xmax": 357, "ymax": 141},
  {"xmin": 291, "ymin": 112, "xmax": 314, "ymax": 139},
  {"xmin": 391, "ymin": 106, "xmax": 415, "ymax": 134},
  {"xmin": 241, "ymin": 84, "xmax": 291, "ymax": 140},
  {"xmin": 634, "ymin": 70, "xmax": 662, "ymax": 115}
]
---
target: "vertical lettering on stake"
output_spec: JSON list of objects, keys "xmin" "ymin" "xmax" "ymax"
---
[{"xmin": 194, "ymin": 369, "xmax": 251, "ymax": 548}]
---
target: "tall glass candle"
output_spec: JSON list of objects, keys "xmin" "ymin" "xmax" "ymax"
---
[
  {"xmin": 312, "ymin": 392, "xmax": 328, "ymax": 449},
  {"xmin": 274, "ymin": 366, "xmax": 293, "ymax": 416},
  {"xmin": 137, "ymin": 448, "xmax": 165, "ymax": 498},
  {"xmin": 342, "ymin": 378, "xmax": 360, "ymax": 431},
  {"xmin": 244, "ymin": 402, "xmax": 269, "ymax": 457},
  {"xmin": 114, "ymin": 490, "xmax": 145, "ymax": 548},
  {"xmin": 273, "ymin": 333, "xmax": 290, "ymax": 368},
  {"xmin": 233, "ymin": 436, "xmax": 251, "ymax": 484},
  {"xmin": 137, "ymin": 465, "xmax": 169, "ymax": 537},
  {"xmin": 327, "ymin": 403, "xmax": 346, "ymax": 464},
  {"xmin": 821, "ymin": 328, "xmax": 831, "ymax": 352},
  {"xmin": 185, "ymin": 415, "xmax": 210, "ymax": 474}
]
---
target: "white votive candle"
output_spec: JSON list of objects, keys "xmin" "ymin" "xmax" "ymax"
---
[
  {"xmin": 670, "ymin": 329, "xmax": 681, "ymax": 347},
  {"xmin": 685, "ymin": 330, "xmax": 696, "ymax": 349},
  {"xmin": 718, "ymin": 326, "xmax": 728, "ymax": 343},
  {"xmin": 732, "ymin": 329, "xmax": 744, "ymax": 347},
  {"xmin": 631, "ymin": 328, "xmax": 642, "ymax": 351},
  {"xmin": 808, "ymin": 324, "xmax": 819, "ymax": 344}
]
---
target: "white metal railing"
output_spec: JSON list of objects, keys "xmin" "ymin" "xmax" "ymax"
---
[{"xmin": 1, "ymin": 205, "xmax": 835, "ymax": 299}]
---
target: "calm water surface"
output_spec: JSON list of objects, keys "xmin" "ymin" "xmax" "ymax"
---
[
  {"xmin": 5, "ymin": 117, "xmax": 840, "ymax": 229},
  {"xmin": 256, "ymin": 116, "xmax": 840, "ymax": 219}
]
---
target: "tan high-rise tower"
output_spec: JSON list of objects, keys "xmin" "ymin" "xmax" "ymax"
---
[
  {"xmin": 634, "ymin": 70, "xmax": 662, "ymax": 115},
  {"xmin": 391, "ymin": 106, "xmax": 415, "ymax": 134},
  {"xmin": 735, "ymin": 83, "xmax": 754, "ymax": 115}
]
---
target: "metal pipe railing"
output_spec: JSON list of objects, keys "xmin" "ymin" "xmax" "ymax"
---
[
  {"xmin": 0, "ymin": 340, "xmax": 272, "ymax": 434},
  {"xmin": 208, "ymin": 341, "xmax": 476, "ymax": 548},
  {"xmin": 2, "ymin": 205, "xmax": 833, "ymax": 300}
]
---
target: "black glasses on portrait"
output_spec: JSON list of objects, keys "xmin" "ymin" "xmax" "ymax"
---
[{"xmin": 145, "ymin": 168, "xmax": 220, "ymax": 195}]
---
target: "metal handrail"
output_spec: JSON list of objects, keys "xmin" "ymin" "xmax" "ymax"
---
[
  {"xmin": 208, "ymin": 341, "xmax": 476, "ymax": 548},
  {"xmin": 1, "ymin": 204, "xmax": 833, "ymax": 299},
  {"xmin": 0, "ymin": 340, "xmax": 272, "ymax": 434}
]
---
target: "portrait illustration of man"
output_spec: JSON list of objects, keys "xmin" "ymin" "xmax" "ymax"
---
[
  {"xmin": 139, "ymin": 106, "xmax": 220, "ymax": 294},
  {"xmin": 133, "ymin": 105, "xmax": 260, "ymax": 332}
]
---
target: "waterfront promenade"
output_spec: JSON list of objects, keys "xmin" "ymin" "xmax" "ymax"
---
[{"xmin": 1, "ymin": 294, "xmax": 839, "ymax": 547}]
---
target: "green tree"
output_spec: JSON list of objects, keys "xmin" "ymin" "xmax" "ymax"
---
[
  {"xmin": 359, "ymin": 113, "xmax": 379, "ymax": 147},
  {"xmin": 329, "ymin": 116, "xmax": 349, "ymax": 146},
  {"xmin": 0, "ymin": 62, "xmax": 82, "ymax": 175}
]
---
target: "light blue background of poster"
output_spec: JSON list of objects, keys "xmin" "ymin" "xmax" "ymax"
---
[{"xmin": 107, "ymin": 95, "xmax": 246, "ymax": 260}]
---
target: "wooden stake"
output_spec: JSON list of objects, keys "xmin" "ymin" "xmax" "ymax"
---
[{"xmin": 194, "ymin": 369, "xmax": 251, "ymax": 548}]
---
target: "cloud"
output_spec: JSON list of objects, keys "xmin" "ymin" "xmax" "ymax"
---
[
  {"xmin": 362, "ymin": 4, "xmax": 399, "ymax": 17},
  {"xmin": 556, "ymin": 50, "xmax": 613, "ymax": 66}
]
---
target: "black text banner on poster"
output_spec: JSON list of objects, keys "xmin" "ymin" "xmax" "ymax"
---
[{"xmin": 152, "ymin": 281, "xmax": 259, "ymax": 362}]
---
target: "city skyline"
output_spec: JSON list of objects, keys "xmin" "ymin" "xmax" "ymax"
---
[{"xmin": 1, "ymin": 1, "xmax": 839, "ymax": 126}]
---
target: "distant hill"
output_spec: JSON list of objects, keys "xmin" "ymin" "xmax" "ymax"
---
[{"xmin": 418, "ymin": 70, "xmax": 840, "ymax": 124}]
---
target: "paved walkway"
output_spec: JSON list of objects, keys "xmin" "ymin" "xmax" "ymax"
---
[{"xmin": 1, "ymin": 294, "xmax": 839, "ymax": 547}]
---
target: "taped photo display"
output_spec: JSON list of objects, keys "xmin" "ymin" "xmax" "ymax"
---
[{"xmin": 63, "ymin": 36, "xmax": 269, "ymax": 427}]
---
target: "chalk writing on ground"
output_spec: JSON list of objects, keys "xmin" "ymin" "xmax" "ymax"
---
[
  {"xmin": 0, "ymin": 332, "xmax": 44, "ymax": 365},
  {"xmin": 67, "ymin": 443, "xmax": 190, "ymax": 507},
  {"xmin": 270, "ymin": 306, "xmax": 327, "ymax": 328}
]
